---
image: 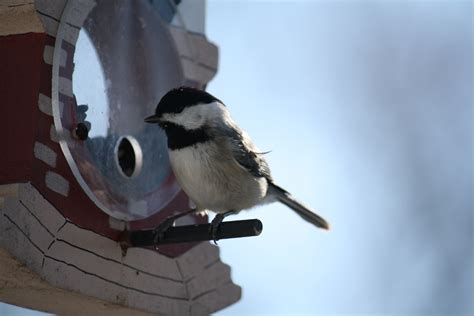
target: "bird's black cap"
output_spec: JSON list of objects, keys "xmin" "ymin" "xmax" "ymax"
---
[{"xmin": 145, "ymin": 87, "xmax": 221, "ymax": 123}]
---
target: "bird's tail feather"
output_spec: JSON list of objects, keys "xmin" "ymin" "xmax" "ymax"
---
[{"xmin": 269, "ymin": 183, "xmax": 330, "ymax": 230}]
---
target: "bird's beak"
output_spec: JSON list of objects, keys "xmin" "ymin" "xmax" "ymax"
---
[{"xmin": 144, "ymin": 114, "xmax": 160, "ymax": 123}]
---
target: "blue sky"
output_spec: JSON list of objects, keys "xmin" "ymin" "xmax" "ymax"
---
[{"xmin": 206, "ymin": 1, "xmax": 472, "ymax": 315}]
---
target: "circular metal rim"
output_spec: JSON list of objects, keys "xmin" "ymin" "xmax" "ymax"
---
[{"xmin": 113, "ymin": 135, "xmax": 143, "ymax": 179}]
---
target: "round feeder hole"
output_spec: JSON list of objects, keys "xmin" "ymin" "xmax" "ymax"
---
[{"xmin": 114, "ymin": 135, "xmax": 143, "ymax": 178}]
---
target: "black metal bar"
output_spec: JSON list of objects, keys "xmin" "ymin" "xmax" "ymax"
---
[{"xmin": 122, "ymin": 219, "xmax": 263, "ymax": 247}]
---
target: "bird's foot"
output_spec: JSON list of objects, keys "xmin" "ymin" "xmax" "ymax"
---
[
  {"xmin": 152, "ymin": 208, "xmax": 197, "ymax": 244},
  {"xmin": 209, "ymin": 210, "xmax": 237, "ymax": 244},
  {"xmin": 152, "ymin": 217, "xmax": 176, "ymax": 244},
  {"xmin": 209, "ymin": 213, "xmax": 225, "ymax": 244}
]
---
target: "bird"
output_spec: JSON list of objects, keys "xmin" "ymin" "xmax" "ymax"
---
[{"xmin": 145, "ymin": 86, "xmax": 329, "ymax": 242}]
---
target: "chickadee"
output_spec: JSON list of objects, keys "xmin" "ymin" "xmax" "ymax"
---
[{"xmin": 145, "ymin": 87, "xmax": 329, "ymax": 241}]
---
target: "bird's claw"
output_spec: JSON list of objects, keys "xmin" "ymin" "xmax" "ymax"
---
[
  {"xmin": 153, "ymin": 217, "xmax": 176, "ymax": 244},
  {"xmin": 152, "ymin": 209, "xmax": 198, "ymax": 244},
  {"xmin": 210, "ymin": 213, "xmax": 225, "ymax": 244}
]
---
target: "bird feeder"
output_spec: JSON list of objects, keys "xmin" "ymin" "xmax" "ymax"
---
[{"xmin": 0, "ymin": 1, "xmax": 246, "ymax": 314}]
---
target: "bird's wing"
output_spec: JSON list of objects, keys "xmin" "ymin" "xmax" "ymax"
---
[{"xmin": 215, "ymin": 121, "xmax": 272, "ymax": 180}]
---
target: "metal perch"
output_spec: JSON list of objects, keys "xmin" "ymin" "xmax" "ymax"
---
[{"xmin": 120, "ymin": 219, "xmax": 263, "ymax": 247}]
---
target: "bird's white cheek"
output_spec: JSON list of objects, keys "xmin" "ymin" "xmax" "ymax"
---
[{"xmin": 162, "ymin": 107, "xmax": 207, "ymax": 130}]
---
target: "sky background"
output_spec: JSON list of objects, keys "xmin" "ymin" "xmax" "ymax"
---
[
  {"xmin": 1, "ymin": 0, "xmax": 472, "ymax": 315},
  {"xmin": 205, "ymin": 0, "xmax": 472, "ymax": 315}
]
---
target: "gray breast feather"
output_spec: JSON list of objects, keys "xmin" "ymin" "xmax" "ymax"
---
[{"xmin": 213, "ymin": 120, "xmax": 272, "ymax": 181}]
